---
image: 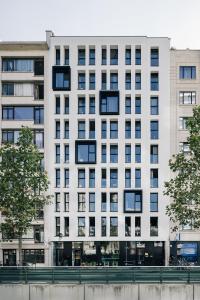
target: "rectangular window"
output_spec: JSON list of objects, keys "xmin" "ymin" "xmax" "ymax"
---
[
  {"xmin": 55, "ymin": 193, "xmax": 60, "ymax": 212},
  {"xmin": 125, "ymin": 96, "xmax": 131, "ymax": 114},
  {"xmin": 150, "ymin": 121, "xmax": 159, "ymax": 139},
  {"xmin": 55, "ymin": 96, "xmax": 60, "ymax": 114},
  {"xmin": 125, "ymin": 48, "xmax": 131, "ymax": 65},
  {"xmin": 78, "ymin": 48, "xmax": 85, "ymax": 65},
  {"xmin": 101, "ymin": 72, "xmax": 107, "ymax": 90},
  {"xmin": 135, "ymin": 217, "xmax": 141, "ymax": 236},
  {"xmin": 56, "ymin": 48, "xmax": 60, "ymax": 65},
  {"xmin": 89, "ymin": 169, "xmax": 95, "ymax": 188},
  {"xmin": 34, "ymin": 58, "xmax": 45, "ymax": 76},
  {"xmin": 101, "ymin": 193, "xmax": 107, "ymax": 212},
  {"xmin": 2, "ymin": 83, "xmax": 14, "ymax": 96},
  {"xmin": 64, "ymin": 121, "xmax": 69, "ymax": 139},
  {"xmin": 110, "ymin": 217, "xmax": 118, "ymax": 236},
  {"xmin": 150, "ymin": 96, "xmax": 159, "ymax": 115},
  {"xmin": 150, "ymin": 217, "xmax": 158, "ymax": 236},
  {"xmin": 78, "ymin": 193, "xmax": 86, "ymax": 212},
  {"xmin": 110, "ymin": 145, "xmax": 118, "ymax": 163},
  {"xmin": 64, "ymin": 48, "xmax": 69, "ymax": 65},
  {"xmin": 101, "ymin": 121, "xmax": 107, "ymax": 139},
  {"xmin": 55, "ymin": 217, "xmax": 60, "ymax": 236},
  {"xmin": 135, "ymin": 120, "xmax": 141, "ymax": 139},
  {"xmin": 64, "ymin": 217, "xmax": 69, "ymax": 236},
  {"xmin": 110, "ymin": 193, "xmax": 118, "ymax": 212},
  {"xmin": 179, "ymin": 91, "xmax": 196, "ymax": 105},
  {"xmin": 179, "ymin": 117, "xmax": 189, "ymax": 130},
  {"xmin": 125, "ymin": 169, "xmax": 131, "ymax": 188},
  {"xmin": 110, "ymin": 48, "xmax": 118, "ymax": 65},
  {"xmin": 150, "ymin": 145, "xmax": 158, "ymax": 164},
  {"xmin": 2, "ymin": 58, "xmax": 34, "ymax": 72},
  {"xmin": 151, "ymin": 73, "xmax": 159, "ymax": 91},
  {"xmin": 89, "ymin": 217, "xmax": 95, "ymax": 236},
  {"xmin": 64, "ymin": 168, "xmax": 69, "ymax": 188},
  {"xmin": 135, "ymin": 96, "xmax": 141, "ymax": 114},
  {"xmin": 100, "ymin": 91, "xmax": 119, "ymax": 115},
  {"xmin": 102, "ymin": 48, "xmax": 107, "ymax": 65},
  {"xmin": 89, "ymin": 96, "xmax": 95, "ymax": 114},
  {"xmin": 101, "ymin": 169, "xmax": 107, "ymax": 188},
  {"xmin": 78, "ymin": 169, "xmax": 85, "ymax": 188},
  {"xmin": 180, "ymin": 66, "xmax": 196, "ymax": 79},
  {"xmin": 101, "ymin": 144, "xmax": 107, "ymax": 163},
  {"xmin": 78, "ymin": 217, "xmax": 85, "ymax": 236},
  {"xmin": 151, "ymin": 48, "xmax": 159, "ymax": 66},
  {"xmin": 89, "ymin": 72, "xmax": 95, "ymax": 90},
  {"xmin": 53, "ymin": 66, "xmax": 70, "ymax": 91},
  {"xmin": 55, "ymin": 121, "xmax": 60, "ymax": 139},
  {"xmin": 78, "ymin": 72, "xmax": 86, "ymax": 90},
  {"xmin": 89, "ymin": 48, "xmax": 95, "ymax": 65},
  {"xmin": 78, "ymin": 121, "xmax": 85, "ymax": 139},
  {"xmin": 64, "ymin": 96, "xmax": 69, "ymax": 114},
  {"xmin": 64, "ymin": 193, "xmax": 69, "ymax": 212},
  {"xmin": 179, "ymin": 142, "xmax": 190, "ymax": 153},
  {"xmin": 64, "ymin": 144, "xmax": 69, "ymax": 163},
  {"xmin": 135, "ymin": 47, "xmax": 141, "ymax": 65},
  {"xmin": 34, "ymin": 130, "xmax": 44, "ymax": 149},
  {"xmin": 150, "ymin": 168, "xmax": 158, "ymax": 188},
  {"xmin": 150, "ymin": 193, "xmax": 158, "ymax": 212},
  {"xmin": 89, "ymin": 120, "xmax": 95, "ymax": 139},
  {"xmin": 135, "ymin": 144, "xmax": 141, "ymax": 163},
  {"xmin": 110, "ymin": 121, "xmax": 118, "ymax": 139},
  {"xmin": 89, "ymin": 193, "xmax": 95, "ymax": 212},
  {"xmin": 125, "ymin": 217, "xmax": 131, "ymax": 236},
  {"xmin": 110, "ymin": 72, "xmax": 118, "ymax": 90},
  {"xmin": 125, "ymin": 144, "xmax": 131, "ymax": 163},
  {"xmin": 110, "ymin": 169, "xmax": 118, "ymax": 188},
  {"xmin": 124, "ymin": 190, "xmax": 142, "ymax": 213},
  {"xmin": 78, "ymin": 97, "xmax": 85, "ymax": 114},
  {"xmin": 76, "ymin": 141, "xmax": 96, "ymax": 164},
  {"xmin": 125, "ymin": 72, "xmax": 131, "ymax": 90},
  {"xmin": 125, "ymin": 121, "xmax": 131, "ymax": 139},
  {"xmin": 101, "ymin": 217, "xmax": 107, "ymax": 236},
  {"xmin": 55, "ymin": 144, "xmax": 60, "ymax": 163},
  {"xmin": 135, "ymin": 168, "xmax": 141, "ymax": 188},
  {"xmin": 135, "ymin": 72, "xmax": 141, "ymax": 90}
]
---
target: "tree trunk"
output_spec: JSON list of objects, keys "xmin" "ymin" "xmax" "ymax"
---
[{"xmin": 18, "ymin": 234, "xmax": 23, "ymax": 266}]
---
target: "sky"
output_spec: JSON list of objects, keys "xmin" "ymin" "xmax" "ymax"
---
[{"xmin": 0, "ymin": 0, "xmax": 200, "ymax": 49}]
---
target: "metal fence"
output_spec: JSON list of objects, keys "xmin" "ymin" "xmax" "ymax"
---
[{"xmin": 0, "ymin": 266, "xmax": 200, "ymax": 284}]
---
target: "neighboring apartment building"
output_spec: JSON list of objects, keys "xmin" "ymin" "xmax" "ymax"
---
[
  {"xmin": 0, "ymin": 41, "xmax": 47, "ymax": 266},
  {"xmin": 170, "ymin": 49, "xmax": 200, "ymax": 264},
  {"xmin": 0, "ymin": 31, "xmax": 172, "ymax": 266}
]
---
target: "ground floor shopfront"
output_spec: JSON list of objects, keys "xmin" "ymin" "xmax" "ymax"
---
[
  {"xmin": 170, "ymin": 241, "xmax": 200, "ymax": 265},
  {"xmin": 54, "ymin": 241, "xmax": 165, "ymax": 266}
]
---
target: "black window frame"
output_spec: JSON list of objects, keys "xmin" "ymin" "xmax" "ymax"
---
[
  {"xmin": 99, "ymin": 90, "xmax": 120, "ymax": 115},
  {"xmin": 75, "ymin": 141, "xmax": 97, "ymax": 164},
  {"xmin": 124, "ymin": 190, "xmax": 143, "ymax": 213}
]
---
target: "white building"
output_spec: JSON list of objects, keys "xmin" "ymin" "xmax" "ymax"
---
[
  {"xmin": 45, "ymin": 31, "xmax": 171, "ymax": 266},
  {"xmin": 0, "ymin": 31, "xmax": 172, "ymax": 266}
]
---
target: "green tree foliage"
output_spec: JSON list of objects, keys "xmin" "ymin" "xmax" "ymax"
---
[
  {"xmin": 0, "ymin": 127, "xmax": 51, "ymax": 265},
  {"xmin": 164, "ymin": 106, "xmax": 200, "ymax": 231}
]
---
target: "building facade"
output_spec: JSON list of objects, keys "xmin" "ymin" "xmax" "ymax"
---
[
  {"xmin": 170, "ymin": 49, "xmax": 200, "ymax": 264},
  {"xmin": 3, "ymin": 31, "xmax": 197, "ymax": 266},
  {"xmin": 0, "ymin": 41, "xmax": 47, "ymax": 266}
]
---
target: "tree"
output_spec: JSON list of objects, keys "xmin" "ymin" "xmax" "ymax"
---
[
  {"xmin": 0, "ymin": 127, "xmax": 51, "ymax": 265},
  {"xmin": 164, "ymin": 106, "xmax": 200, "ymax": 231}
]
